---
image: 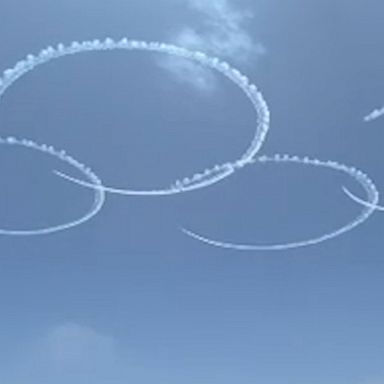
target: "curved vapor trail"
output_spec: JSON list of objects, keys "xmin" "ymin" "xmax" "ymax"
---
[
  {"xmin": 0, "ymin": 137, "xmax": 106, "ymax": 235},
  {"xmin": 343, "ymin": 186, "xmax": 384, "ymax": 211},
  {"xmin": 182, "ymin": 154, "xmax": 379, "ymax": 251},
  {"xmin": 54, "ymin": 162, "xmax": 235, "ymax": 196},
  {"xmin": 0, "ymin": 38, "xmax": 269, "ymax": 195}
]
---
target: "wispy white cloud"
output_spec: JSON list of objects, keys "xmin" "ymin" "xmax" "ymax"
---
[
  {"xmin": 364, "ymin": 105, "xmax": 384, "ymax": 122},
  {"xmin": 1, "ymin": 322, "xmax": 120, "ymax": 384},
  {"xmin": 181, "ymin": 0, "xmax": 263, "ymax": 59},
  {"xmin": 160, "ymin": 0, "xmax": 264, "ymax": 92},
  {"xmin": 43, "ymin": 322, "xmax": 117, "ymax": 371}
]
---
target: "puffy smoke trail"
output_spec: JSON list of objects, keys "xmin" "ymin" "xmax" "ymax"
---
[
  {"xmin": 0, "ymin": 38, "xmax": 270, "ymax": 196},
  {"xmin": 182, "ymin": 154, "xmax": 379, "ymax": 251},
  {"xmin": 0, "ymin": 137, "xmax": 105, "ymax": 235},
  {"xmin": 1, "ymin": 36, "xmax": 378, "ymax": 248}
]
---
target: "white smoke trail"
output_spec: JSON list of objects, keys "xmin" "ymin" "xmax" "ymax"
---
[
  {"xmin": 0, "ymin": 136, "xmax": 105, "ymax": 236},
  {"xmin": 182, "ymin": 154, "xmax": 379, "ymax": 251},
  {"xmin": 0, "ymin": 38, "xmax": 270, "ymax": 197}
]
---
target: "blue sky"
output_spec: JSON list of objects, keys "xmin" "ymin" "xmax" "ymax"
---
[{"xmin": 0, "ymin": 0, "xmax": 384, "ymax": 383}]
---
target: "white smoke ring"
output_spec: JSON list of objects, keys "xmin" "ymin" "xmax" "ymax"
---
[
  {"xmin": 0, "ymin": 38, "xmax": 270, "ymax": 196},
  {"xmin": 182, "ymin": 154, "xmax": 379, "ymax": 251},
  {"xmin": 0, "ymin": 136, "xmax": 105, "ymax": 236}
]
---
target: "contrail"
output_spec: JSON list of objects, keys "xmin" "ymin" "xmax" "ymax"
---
[
  {"xmin": 182, "ymin": 154, "xmax": 379, "ymax": 251},
  {"xmin": 0, "ymin": 38, "xmax": 270, "ymax": 197}
]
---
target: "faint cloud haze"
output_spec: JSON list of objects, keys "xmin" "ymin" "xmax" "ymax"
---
[
  {"xmin": 2, "ymin": 323, "xmax": 120, "ymax": 384},
  {"xmin": 160, "ymin": 0, "xmax": 265, "ymax": 91},
  {"xmin": 43, "ymin": 322, "xmax": 117, "ymax": 370},
  {"xmin": 179, "ymin": 0, "xmax": 263, "ymax": 59},
  {"xmin": 361, "ymin": 378, "xmax": 384, "ymax": 384}
]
